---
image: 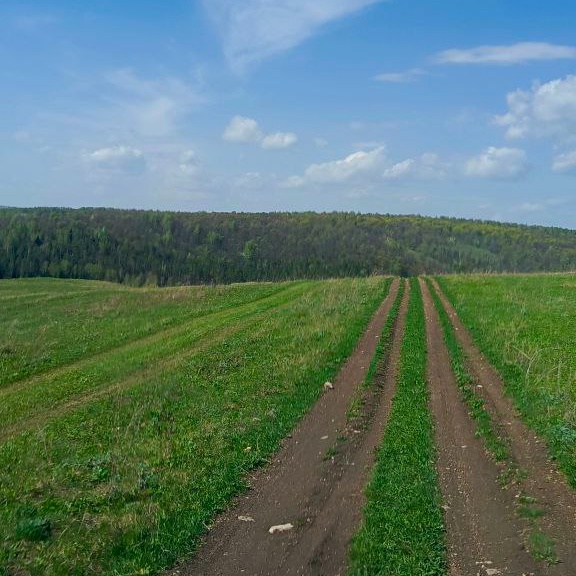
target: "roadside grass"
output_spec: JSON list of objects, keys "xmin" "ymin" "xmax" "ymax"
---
[
  {"xmin": 0, "ymin": 283, "xmax": 311, "ymax": 435},
  {"xmin": 437, "ymin": 274, "xmax": 576, "ymax": 488},
  {"xmin": 0, "ymin": 276, "xmax": 391, "ymax": 576},
  {"xmin": 348, "ymin": 279, "xmax": 446, "ymax": 576}
]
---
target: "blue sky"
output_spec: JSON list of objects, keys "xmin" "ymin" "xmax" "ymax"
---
[{"xmin": 1, "ymin": 1, "xmax": 576, "ymax": 228}]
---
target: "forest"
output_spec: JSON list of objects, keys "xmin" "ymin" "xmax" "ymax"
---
[{"xmin": 1, "ymin": 207, "xmax": 575, "ymax": 285}]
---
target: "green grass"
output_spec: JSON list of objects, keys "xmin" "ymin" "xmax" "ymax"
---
[
  {"xmin": 425, "ymin": 278, "xmax": 509, "ymax": 462},
  {"xmin": 348, "ymin": 279, "xmax": 446, "ymax": 576},
  {"xmin": 0, "ymin": 278, "xmax": 289, "ymax": 388},
  {"xmin": 438, "ymin": 274, "xmax": 576, "ymax": 488},
  {"xmin": 0, "ymin": 276, "xmax": 391, "ymax": 576}
]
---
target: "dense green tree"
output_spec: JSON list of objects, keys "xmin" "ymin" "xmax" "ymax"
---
[{"xmin": 0, "ymin": 207, "xmax": 574, "ymax": 285}]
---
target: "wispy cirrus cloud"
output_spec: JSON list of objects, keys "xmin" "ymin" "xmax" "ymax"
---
[
  {"xmin": 203, "ymin": 0, "xmax": 387, "ymax": 72},
  {"xmin": 104, "ymin": 69, "xmax": 204, "ymax": 138},
  {"xmin": 434, "ymin": 42, "xmax": 576, "ymax": 65},
  {"xmin": 373, "ymin": 68, "xmax": 426, "ymax": 83}
]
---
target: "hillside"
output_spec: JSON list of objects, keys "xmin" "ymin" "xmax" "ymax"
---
[{"xmin": 1, "ymin": 207, "xmax": 575, "ymax": 285}]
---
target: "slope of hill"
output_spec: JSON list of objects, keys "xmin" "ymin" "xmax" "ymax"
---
[{"xmin": 1, "ymin": 207, "xmax": 575, "ymax": 285}]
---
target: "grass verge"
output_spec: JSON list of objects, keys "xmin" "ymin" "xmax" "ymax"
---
[
  {"xmin": 348, "ymin": 278, "xmax": 446, "ymax": 576},
  {"xmin": 0, "ymin": 277, "xmax": 391, "ymax": 576}
]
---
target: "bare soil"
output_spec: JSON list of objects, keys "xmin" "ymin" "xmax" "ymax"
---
[
  {"xmin": 421, "ymin": 279, "xmax": 541, "ymax": 576},
  {"xmin": 166, "ymin": 278, "xmax": 406, "ymax": 576},
  {"xmin": 431, "ymin": 278, "xmax": 576, "ymax": 575}
]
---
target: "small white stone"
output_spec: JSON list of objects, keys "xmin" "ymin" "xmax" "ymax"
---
[{"xmin": 269, "ymin": 523, "xmax": 294, "ymax": 534}]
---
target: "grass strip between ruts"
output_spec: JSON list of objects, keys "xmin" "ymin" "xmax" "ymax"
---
[{"xmin": 348, "ymin": 278, "xmax": 446, "ymax": 576}]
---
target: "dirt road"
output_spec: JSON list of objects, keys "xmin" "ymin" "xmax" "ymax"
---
[
  {"xmin": 167, "ymin": 279, "xmax": 406, "ymax": 576},
  {"xmin": 430, "ymin": 278, "xmax": 576, "ymax": 575},
  {"xmin": 421, "ymin": 278, "xmax": 541, "ymax": 576}
]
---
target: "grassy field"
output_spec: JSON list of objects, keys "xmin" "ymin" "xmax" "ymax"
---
[
  {"xmin": 349, "ymin": 279, "xmax": 446, "ymax": 575},
  {"xmin": 0, "ymin": 276, "xmax": 391, "ymax": 576},
  {"xmin": 438, "ymin": 274, "xmax": 576, "ymax": 487}
]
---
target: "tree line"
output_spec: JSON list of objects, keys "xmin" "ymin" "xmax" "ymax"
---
[{"xmin": 1, "ymin": 207, "xmax": 575, "ymax": 285}]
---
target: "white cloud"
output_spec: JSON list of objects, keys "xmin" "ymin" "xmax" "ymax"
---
[
  {"xmin": 104, "ymin": 69, "xmax": 203, "ymax": 137},
  {"xmin": 494, "ymin": 75, "xmax": 576, "ymax": 141},
  {"xmin": 286, "ymin": 146, "xmax": 386, "ymax": 186},
  {"xmin": 435, "ymin": 42, "xmax": 576, "ymax": 65},
  {"xmin": 261, "ymin": 132, "xmax": 298, "ymax": 149},
  {"xmin": 83, "ymin": 146, "xmax": 146, "ymax": 175},
  {"xmin": 203, "ymin": 0, "xmax": 386, "ymax": 72},
  {"xmin": 518, "ymin": 202, "xmax": 543, "ymax": 212},
  {"xmin": 314, "ymin": 137, "xmax": 329, "ymax": 148},
  {"xmin": 234, "ymin": 172, "xmax": 268, "ymax": 189},
  {"xmin": 374, "ymin": 68, "xmax": 426, "ymax": 83},
  {"xmin": 178, "ymin": 150, "xmax": 202, "ymax": 175},
  {"xmin": 223, "ymin": 116, "xmax": 298, "ymax": 149},
  {"xmin": 465, "ymin": 147, "xmax": 529, "ymax": 180},
  {"xmin": 383, "ymin": 153, "xmax": 447, "ymax": 180},
  {"xmin": 552, "ymin": 150, "xmax": 576, "ymax": 173},
  {"xmin": 283, "ymin": 147, "xmax": 450, "ymax": 189},
  {"xmin": 222, "ymin": 115, "xmax": 263, "ymax": 143}
]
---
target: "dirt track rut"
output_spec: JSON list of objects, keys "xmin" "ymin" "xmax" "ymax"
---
[
  {"xmin": 167, "ymin": 278, "xmax": 406, "ymax": 576},
  {"xmin": 421, "ymin": 279, "xmax": 541, "ymax": 576},
  {"xmin": 430, "ymin": 278, "xmax": 576, "ymax": 574}
]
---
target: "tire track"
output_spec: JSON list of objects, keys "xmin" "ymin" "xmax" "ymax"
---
[
  {"xmin": 421, "ymin": 278, "xmax": 540, "ymax": 576},
  {"xmin": 431, "ymin": 278, "xmax": 576, "ymax": 574},
  {"xmin": 166, "ymin": 278, "xmax": 404, "ymax": 576},
  {"xmin": 0, "ymin": 284, "xmax": 314, "ymax": 443},
  {"xmin": 0, "ymin": 283, "xmax": 300, "ymax": 394}
]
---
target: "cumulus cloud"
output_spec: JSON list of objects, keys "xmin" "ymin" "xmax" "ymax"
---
[
  {"xmin": 284, "ymin": 146, "xmax": 386, "ymax": 187},
  {"xmin": 282, "ymin": 147, "xmax": 451, "ymax": 189},
  {"xmin": 435, "ymin": 42, "xmax": 576, "ymax": 65},
  {"xmin": 203, "ymin": 0, "xmax": 386, "ymax": 72},
  {"xmin": 222, "ymin": 116, "xmax": 263, "ymax": 143},
  {"xmin": 223, "ymin": 116, "xmax": 298, "ymax": 149},
  {"xmin": 83, "ymin": 146, "xmax": 146, "ymax": 175},
  {"xmin": 494, "ymin": 75, "xmax": 576, "ymax": 141},
  {"xmin": 305, "ymin": 146, "xmax": 386, "ymax": 183},
  {"xmin": 373, "ymin": 68, "xmax": 426, "ymax": 83},
  {"xmin": 465, "ymin": 147, "xmax": 529, "ymax": 180},
  {"xmin": 262, "ymin": 132, "xmax": 298, "ymax": 149},
  {"xmin": 552, "ymin": 150, "xmax": 576, "ymax": 173},
  {"xmin": 383, "ymin": 153, "xmax": 447, "ymax": 180}
]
